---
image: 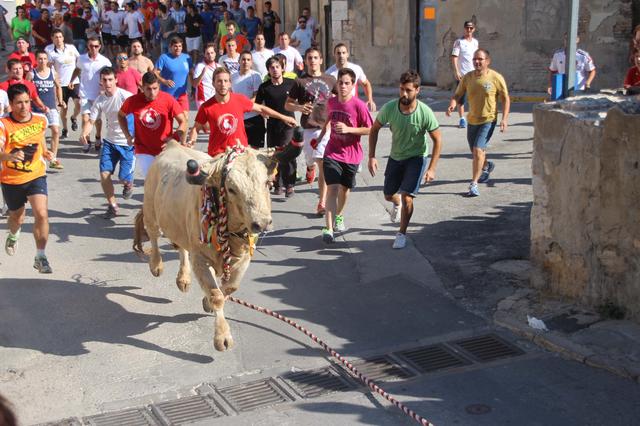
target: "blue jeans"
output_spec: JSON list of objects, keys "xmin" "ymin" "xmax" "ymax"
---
[
  {"xmin": 467, "ymin": 121, "xmax": 497, "ymax": 150},
  {"xmin": 74, "ymin": 39, "xmax": 87, "ymax": 54}
]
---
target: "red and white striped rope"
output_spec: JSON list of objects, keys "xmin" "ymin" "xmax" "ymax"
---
[{"xmin": 228, "ymin": 296, "xmax": 435, "ymax": 426}]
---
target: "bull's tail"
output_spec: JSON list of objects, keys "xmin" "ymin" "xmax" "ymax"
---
[{"xmin": 133, "ymin": 209, "xmax": 148, "ymax": 256}]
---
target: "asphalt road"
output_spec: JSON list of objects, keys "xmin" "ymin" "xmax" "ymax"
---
[{"xmin": 1, "ymin": 96, "xmax": 639, "ymax": 426}]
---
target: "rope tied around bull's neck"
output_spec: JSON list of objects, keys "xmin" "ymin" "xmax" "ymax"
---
[{"xmin": 199, "ymin": 144, "xmax": 248, "ymax": 282}]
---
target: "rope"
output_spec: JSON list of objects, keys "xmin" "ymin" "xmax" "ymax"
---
[{"xmin": 228, "ymin": 296, "xmax": 435, "ymax": 426}]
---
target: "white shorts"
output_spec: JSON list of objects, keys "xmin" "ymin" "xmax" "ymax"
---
[
  {"xmin": 45, "ymin": 109, "xmax": 60, "ymax": 127},
  {"xmin": 80, "ymin": 98, "xmax": 94, "ymax": 115},
  {"xmin": 303, "ymin": 128, "xmax": 330, "ymax": 166},
  {"xmin": 186, "ymin": 36, "xmax": 202, "ymax": 52},
  {"xmin": 136, "ymin": 153, "xmax": 155, "ymax": 179}
]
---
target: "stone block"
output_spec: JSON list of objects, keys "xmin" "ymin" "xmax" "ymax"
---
[
  {"xmin": 331, "ymin": 0, "xmax": 348, "ymax": 21},
  {"xmin": 531, "ymin": 96, "xmax": 640, "ymax": 320}
]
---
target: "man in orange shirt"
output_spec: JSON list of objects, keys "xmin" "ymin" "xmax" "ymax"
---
[
  {"xmin": 0, "ymin": 84, "xmax": 54, "ymax": 273},
  {"xmin": 140, "ymin": 0, "xmax": 155, "ymax": 53},
  {"xmin": 219, "ymin": 21, "xmax": 249, "ymax": 56}
]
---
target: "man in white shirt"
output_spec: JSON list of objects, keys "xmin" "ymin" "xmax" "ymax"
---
[
  {"xmin": 219, "ymin": 37, "xmax": 241, "ymax": 75},
  {"xmin": 290, "ymin": 16, "xmax": 313, "ymax": 56},
  {"xmin": 123, "ymin": 1, "xmax": 145, "ymax": 45},
  {"xmin": 231, "ymin": 51, "xmax": 264, "ymax": 148},
  {"xmin": 193, "ymin": 43, "xmax": 218, "ymax": 108},
  {"xmin": 251, "ymin": 33, "xmax": 273, "ymax": 79},
  {"xmin": 548, "ymin": 34, "xmax": 596, "ymax": 94},
  {"xmin": 81, "ymin": 66, "xmax": 135, "ymax": 219},
  {"xmin": 46, "ymin": 29, "xmax": 81, "ymax": 139},
  {"xmin": 451, "ymin": 20, "xmax": 478, "ymax": 128},
  {"xmin": 273, "ymin": 32, "xmax": 303, "ymax": 73},
  {"xmin": 325, "ymin": 43, "xmax": 375, "ymax": 111},
  {"xmin": 69, "ymin": 37, "xmax": 112, "ymax": 153},
  {"xmin": 106, "ymin": 1, "xmax": 126, "ymax": 50}
]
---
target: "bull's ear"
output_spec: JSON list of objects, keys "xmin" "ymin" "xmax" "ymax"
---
[{"xmin": 256, "ymin": 153, "xmax": 278, "ymax": 175}]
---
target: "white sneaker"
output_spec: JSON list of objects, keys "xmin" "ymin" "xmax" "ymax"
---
[
  {"xmin": 390, "ymin": 204, "xmax": 401, "ymax": 223},
  {"xmin": 392, "ymin": 232, "xmax": 407, "ymax": 249}
]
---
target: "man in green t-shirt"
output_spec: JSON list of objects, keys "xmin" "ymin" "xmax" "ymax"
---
[
  {"xmin": 368, "ymin": 70, "xmax": 442, "ymax": 249},
  {"xmin": 447, "ymin": 48, "xmax": 510, "ymax": 197}
]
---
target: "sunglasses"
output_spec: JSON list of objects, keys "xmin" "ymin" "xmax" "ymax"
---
[
  {"xmin": 88, "ymin": 44, "xmax": 100, "ymax": 48},
  {"xmin": 117, "ymin": 56, "xmax": 128, "ymax": 60}
]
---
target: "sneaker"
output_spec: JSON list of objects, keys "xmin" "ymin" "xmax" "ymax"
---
[
  {"xmin": 273, "ymin": 186, "xmax": 284, "ymax": 195},
  {"xmin": 466, "ymin": 182, "xmax": 480, "ymax": 197},
  {"xmin": 478, "ymin": 161, "xmax": 495, "ymax": 184},
  {"xmin": 392, "ymin": 232, "xmax": 407, "ymax": 249},
  {"xmin": 122, "ymin": 183, "xmax": 133, "ymax": 200},
  {"xmin": 82, "ymin": 140, "xmax": 92, "ymax": 153},
  {"xmin": 334, "ymin": 215, "xmax": 345, "ymax": 232},
  {"xmin": 390, "ymin": 203, "xmax": 401, "ymax": 223},
  {"xmin": 459, "ymin": 118, "xmax": 467, "ymax": 128},
  {"xmin": 94, "ymin": 138, "xmax": 102, "ymax": 151},
  {"xmin": 33, "ymin": 255, "xmax": 53, "ymax": 273},
  {"xmin": 5, "ymin": 234, "xmax": 18, "ymax": 256},
  {"xmin": 322, "ymin": 228, "xmax": 334, "ymax": 243},
  {"xmin": 61, "ymin": 128, "xmax": 68, "ymax": 139},
  {"xmin": 285, "ymin": 185, "xmax": 295, "ymax": 198},
  {"xmin": 305, "ymin": 166, "xmax": 316, "ymax": 184},
  {"xmin": 49, "ymin": 159, "xmax": 64, "ymax": 170},
  {"xmin": 70, "ymin": 117, "xmax": 78, "ymax": 131},
  {"xmin": 316, "ymin": 201, "xmax": 325, "ymax": 216},
  {"xmin": 103, "ymin": 204, "xmax": 118, "ymax": 219}
]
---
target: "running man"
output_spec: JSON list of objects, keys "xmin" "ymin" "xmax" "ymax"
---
[
  {"xmin": 118, "ymin": 71, "xmax": 188, "ymax": 178},
  {"xmin": 447, "ymin": 48, "xmax": 509, "ymax": 197},
  {"xmin": 33, "ymin": 50, "xmax": 65, "ymax": 170},
  {"xmin": 231, "ymin": 51, "xmax": 264, "ymax": 148},
  {"xmin": 192, "ymin": 43, "xmax": 219, "ymax": 109},
  {"xmin": 82, "ymin": 67, "xmax": 135, "ymax": 219},
  {"xmin": 154, "ymin": 36, "xmax": 192, "ymax": 112},
  {"xmin": 285, "ymin": 46, "xmax": 336, "ymax": 215},
  {"xmin": 1, "ymin": 84, "xmax": 55, "ymax": 273},
  {"xmin": 128, "ymin": 39, "xmax": 155, "ymax": 76},
  {"xmin": 451, "ymin": 20, "xmax": 478, "ymax": 128},
  {"xmin": 369, "ymin": 70, "xmax": 442, "ymax": 249},
  {"xmin": 319, "ymin": 68, "xmax": 373, "ymax": 243},
  {"xmin": 326, "ymin": 43, "xmax": 376, "ymax": 112}
]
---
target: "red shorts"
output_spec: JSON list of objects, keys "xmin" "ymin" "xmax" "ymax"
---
[{"xmin": 176, "ymin": 93, "xmax": 189, "ymax": 112}]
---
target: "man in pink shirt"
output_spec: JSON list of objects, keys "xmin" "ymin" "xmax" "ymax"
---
[{"xmin": 114, "ymin": 50, "xmax": 141, "ymax": 94}]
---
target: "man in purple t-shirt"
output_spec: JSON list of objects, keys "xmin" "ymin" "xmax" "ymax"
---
[{"xmin": 319, "ymin": 68, "xmax": 373, "ymax": 243}]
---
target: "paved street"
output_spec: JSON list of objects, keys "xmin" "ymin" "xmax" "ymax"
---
[{"xmin": 1, "ymin": 93, "xmax": 639, "ymax": 426}]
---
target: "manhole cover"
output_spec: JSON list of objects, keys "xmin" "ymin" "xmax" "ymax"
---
[{"xmin": 465, "ymin": 404, "xmax": 492, "ymax": 415}]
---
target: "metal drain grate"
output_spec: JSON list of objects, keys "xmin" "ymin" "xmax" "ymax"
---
[
  {"xmin": 282, "ymin": 367, "xmax": 355, "ymax": 398},
  {"xmin": 350, "ymin": 356, "xmax": 414, "ymax": 382},
  {"xmin": 452, "ymin": 334, "xmax": 524, "ymax": 362},
  {"xmin": 84, "ymin": 408, "xmax": 158, "ymax": 426},
  {"xmin": 35, "ymin": 418, "xmax": 82, "ymax": 426},
  {"xmin": 152, "ymin": 395, "xmax": 225, "ymax": 425},
  {"xmin": 397, "ymin": 344, "xmax": 471, "ymax": 373},
  {"xmin": 217, "ymin": 378, "xmax": 294, "ymax": 413}
]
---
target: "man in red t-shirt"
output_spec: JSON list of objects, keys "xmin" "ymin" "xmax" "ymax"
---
[
  {"xmin": 188, "ymin": 67, "xmax": 296, "ymax": 157},
  {"xmin": 118, "ymin": 72, "xmax": 188, "ymax": 178},
  {"xmin": 114, "ymin": 50, "xmax": 142, "ymax": 94},
  {"xmin": 8, "ymin": 38, "xmax": 37, "ymax": 77},
  {"xmin": 1, "ymin": 59, "xmax": 48, "ymax": 112},
  {"xmin": 624, "ymin": 50, "xmax": 640, "ymax": 90}
]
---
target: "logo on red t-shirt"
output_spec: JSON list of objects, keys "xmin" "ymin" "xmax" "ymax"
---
[
  {"xmin": 217, "ymin": 113, "xmax": 238, "ymax": 136},
  {"xmin": 140, "ymin": 107, "xmax": 162, "ymax": 130}
]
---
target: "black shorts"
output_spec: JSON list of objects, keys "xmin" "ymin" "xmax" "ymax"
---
[
  {"xmin": 62, "ymin": 85, "xmax": 79, "ymax": 103},
  {"xmin": 1, "ymin": 176, "xmax": 48, "ymax": 212},
  {"xmin": 116, "ymin": 35, "xmax": 129, "ymax": 47},
  {"xmin": 383, "ymin": 156, "xmax": 428, "ymax": 197},
  {"xmin": 245, "ymin": 115, "xmax": 265, "ymax": 149},
  {"xmin": 323, "ymin": 157, "xmax": 358, "ymax": 189},
  {"xmin": 144, "ymin": 29, "xmax": 152, "ymax": 41},
  {"xmin": 102, "ymin": 33, "xmax": 113, "ymax": 44}
]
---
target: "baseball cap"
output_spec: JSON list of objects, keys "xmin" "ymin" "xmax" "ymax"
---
[{"xmin": 464, "ymin": 20, "xmax": 474, "ymax": 28}]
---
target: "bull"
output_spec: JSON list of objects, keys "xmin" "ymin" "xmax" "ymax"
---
[{"xmin": 133, "ymin": 130, "xmax": 303, "ymax": 351}]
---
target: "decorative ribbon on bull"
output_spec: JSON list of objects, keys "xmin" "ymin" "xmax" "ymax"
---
[{"xmin": 190, "ymin": 144, "xmax": 253, "ymax": 282}]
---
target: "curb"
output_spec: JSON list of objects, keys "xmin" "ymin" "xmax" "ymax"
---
[
  {"xmin": 494, "ymin": 311, "xmax": 640, "ymax": 384},
  {"xmin": 510, "ymin": 96, "xmax": 547, "ymax": 103}
]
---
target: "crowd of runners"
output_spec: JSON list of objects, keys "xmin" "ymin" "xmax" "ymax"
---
[{"xmin": 3, "ymin": 0, "xmax": 627, "ymax": 275}]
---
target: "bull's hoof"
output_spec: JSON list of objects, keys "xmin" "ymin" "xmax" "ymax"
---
[
  {"xmin": 176, "ymin": 276, "xmax": 191, "ymax": 292},
  {"xmin": 150, "ymin": 262, "xmax": 163, "ymax": 277},
  {"xmin": 202, "ymin": 296, "xmax": 214, "ymax": 313},
  {"xmin": 214, "ymin": 335, "xmax": 234, "ymax": 351}
]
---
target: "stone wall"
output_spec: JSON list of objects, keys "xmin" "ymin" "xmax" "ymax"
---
[
  {"xmin": 336, "ymin": 0, "xmax": 632, "ymax": 91},
  {"xmin": 531, "ymin": 96, "xmax": 640, "ymax": 319}
]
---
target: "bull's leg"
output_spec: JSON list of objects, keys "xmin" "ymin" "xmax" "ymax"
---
[
  {"xmin": 176, "ymin": 247, "xmax": 191, "ymax": 292},
  {"xmin": 191, "ymin": 253, "xmax": 233, "ymax": 351},
  {"xmin": 143, "ymin": 208, "xmax": 163, "ymax": 277}
]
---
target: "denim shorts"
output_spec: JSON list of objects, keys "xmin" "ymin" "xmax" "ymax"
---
[
  {"xmin": 467, "ymin": 121, "xmax": 497, "ymax": 150},
  {"xmin": 383, "ymin": 156, "xmax": 428, "ymax": 197},
  {"xmin": 99, "ymin": 141, "xmax": 135, "ymax": 182}
]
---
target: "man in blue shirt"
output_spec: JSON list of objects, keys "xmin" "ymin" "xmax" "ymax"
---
[
  {"xmin": 241, "ymin": 6, "xmax": 261, "ymax": 48},
  {"xmin": 200, "ymin": 2, "xmax": 216, "ymax": 45},
  {"xmin": 154, "ymin": 36, "xmax": 193, "ymax": 112}
]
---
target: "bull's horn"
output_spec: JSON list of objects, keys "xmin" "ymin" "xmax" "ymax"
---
[
  {"xmin": 186, "ymin": 159, "xmax": 207, "ymax": 185},
  {"xmin": 274, "ymin": 126, "xmax": 304, "ymax": 163}
]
